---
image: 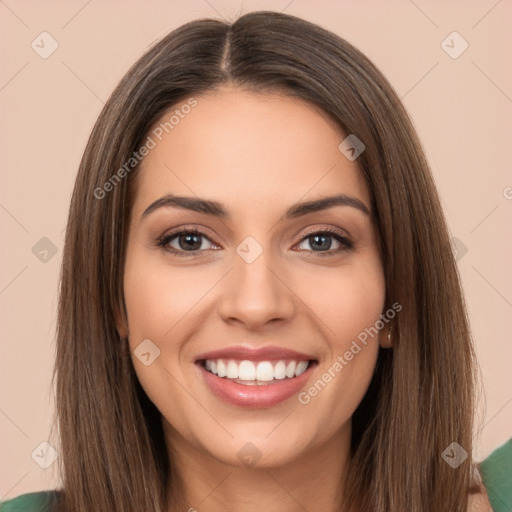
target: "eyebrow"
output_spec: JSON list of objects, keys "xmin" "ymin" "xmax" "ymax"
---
[{"xmin": 141, "ymin": 193, "xmax": 371, "ymax": 221}]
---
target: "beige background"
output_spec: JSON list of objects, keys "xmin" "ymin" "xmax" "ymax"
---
[{"xmin": 1, "ymin": 0, "xmax": 511, "ymax": 499}]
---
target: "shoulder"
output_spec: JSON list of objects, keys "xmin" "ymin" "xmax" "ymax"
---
[
  {"xmin": 474, "ymin": 438, "xmax": 512, "ymax": 512},
  {"xmin": 0, "ymin": 490, "xmax": 61, "ymax": 512},
  {"xmin": 467, "ymin": 489, "xmax": 493, "ymax": 512}
]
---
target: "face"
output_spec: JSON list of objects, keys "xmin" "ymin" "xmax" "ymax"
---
[{"xmin": 121, "ymin": 86, "xmax": 387, "ymax": 469}]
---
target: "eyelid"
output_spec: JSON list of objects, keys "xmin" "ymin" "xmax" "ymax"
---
[
  {"xmin": 294, "ymin": 226, "xmax": 354, "ymax": 255},
  {"xmin": 299, "ymin": 224, "xmax": 351, "ymax": 240},
  {"xmin": 161, "ymin": 224, "xmax": 215, "ymax": 239},
  {"xmin": 156, "ymin": 224, "xmax": 354, "ymax": 256},
  {"xmin": 156, "ymin": 225, "xmax": 219, "ymax": 255}
]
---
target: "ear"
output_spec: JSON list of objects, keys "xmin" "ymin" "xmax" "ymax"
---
[
  {"xmin": 379, "ymin": 322, "xmax": 393, "ymax": 349},
  {"xmin": 113, "ymin": 302, "xmax": 129, "ymax": 340}
]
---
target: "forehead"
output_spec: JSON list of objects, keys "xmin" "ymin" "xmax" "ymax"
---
[{"xmin": 132, "ymin": 87, "xmax": 370, "ymax": 217}]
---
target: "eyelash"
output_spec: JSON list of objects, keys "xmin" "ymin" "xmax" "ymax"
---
[{"xmin": 155, "ymin": 226, "xmax": 354, "ymax": 258}]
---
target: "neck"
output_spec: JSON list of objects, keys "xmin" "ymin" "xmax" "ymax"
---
[{"xmin": 164, "ymin": 420, "xmax": 352, "ymax": 512}]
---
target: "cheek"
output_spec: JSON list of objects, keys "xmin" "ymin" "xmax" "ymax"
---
[
  {"xmin": 122, "ymin": 252, "xmax": 205, "ymax": 422},
  {"xmin": 124, "ymin": 244, "xmax": 386, "ymax": 363},
  {"xmin": 122, "ymin": 250, "xmax": 221, "ymax": 410},
  {"xmin": 124, "ymin": 240, "xmax": 385, "ymax": 414},
  {"xmin": 294, "ymin": 255, "xmax": 385, "ymax": 419},
  {"xmin": 337, "ymin": 274, "xmax": 385, "ymax": 340},
  {"xmin": 298, "ymin": 254, "xmax": 386, "ymax": 343},
  {"xmin": 123, "ymin": 253, "xmax": 217, "ymax": 343}
]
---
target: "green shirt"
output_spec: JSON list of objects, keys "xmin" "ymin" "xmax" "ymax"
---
[
  {"xmin": 2, "ymin": 439, "xmax": 511, "ymax": 511},
  {"xmin": 479, "ymin": 438, "xmax": 512, "ymax": 511},
  {"xmin": 0, "ymin": 490, "xmax": 60, "ymax": 511}
]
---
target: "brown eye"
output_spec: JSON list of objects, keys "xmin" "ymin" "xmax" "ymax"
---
[
  {"xmin": 157, "ymin": 228, "xmax": 217, "ymax": 257},
  {"xmin": 295, "ymin": 229, "xmax": 353, "ymax": 255}
]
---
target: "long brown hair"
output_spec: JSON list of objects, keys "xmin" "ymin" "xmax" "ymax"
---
[{"xmin": 51, "ymin": 10, "xmax": 479, "ymax": 511}]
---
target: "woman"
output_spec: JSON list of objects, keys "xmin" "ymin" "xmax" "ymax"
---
[{"xmin": 1, "ymin": 10, "xmax": 509, "ymax": 512}]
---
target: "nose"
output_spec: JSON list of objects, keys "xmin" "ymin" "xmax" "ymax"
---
[{"xmin": 217, "ymin": 248, "xmax": 296, "ymax": 330}]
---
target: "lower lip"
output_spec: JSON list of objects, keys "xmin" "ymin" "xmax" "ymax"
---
[{"xmin": 197, "ymin": 362, "xmax": 316, "ymax": 408}]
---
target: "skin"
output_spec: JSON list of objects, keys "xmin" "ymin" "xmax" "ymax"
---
[{"xmin": 119, "ymin": 86, "xmax": 393, "ymax": 512}]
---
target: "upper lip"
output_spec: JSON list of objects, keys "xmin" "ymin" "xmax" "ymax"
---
[{"xmin": 195, "ymin": 345, "xmax": 317, "ymax": 363}]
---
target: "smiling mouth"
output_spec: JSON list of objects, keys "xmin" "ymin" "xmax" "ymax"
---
[{"xmin": 197, "ymin": 358, "xmax": 318, "ymax": 385}]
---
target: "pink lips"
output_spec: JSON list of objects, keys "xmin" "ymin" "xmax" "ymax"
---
[
  {"xmin": 195, "ymin": 345, "xmax": 315, "ymax": 363},
  {"xmin": 195, "ymin": 345, "xmax": 317, "ymax": 408}
]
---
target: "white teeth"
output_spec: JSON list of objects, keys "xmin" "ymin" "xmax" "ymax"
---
[
  {"xmin": 274, "ymin": 361, "xmax": 286, "ymax": 379},
  {"xmin": 238, "ymin": 360, "xmax": 256, "ymax": 380},
  {"xmin": 226, "ymin": 360, "xmax": 238, "ymax": 378},
  {"xmin": 203, "ymin": 358, "xmax": 313, "ymax": 381},
  {"xmin": 286, "ymin": 361, "xmax": 296, "ymax": 378},
  {"xmin": 217, "ymin": 360, "xmax": 226, "ymax": 377},
  {"xmin": 295, "ymin": 360, "xmax": 309, "ymax": 377},
  {"xmin": 256, "ymin": 361, "xmax": 274, "ymax": 381}
]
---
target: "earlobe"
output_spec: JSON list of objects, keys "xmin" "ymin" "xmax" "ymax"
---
[
  {"xmin": 114, "ymin": 304, "xmax": 129, "ymax": 340},
  {"xmin": 379, "ymin": 322, "xmax": 393, "ymax": 348},
  {"xmin": 116, "ymin": 324, "xmax": 128, "ymax": 340}
]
